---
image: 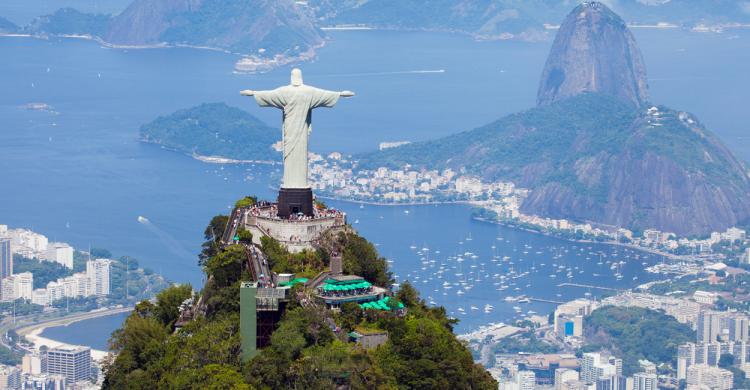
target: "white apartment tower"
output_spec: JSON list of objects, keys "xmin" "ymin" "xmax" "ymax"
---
[{"xmin": 86, "ymin": 259, "xmax": 112, "ymax": 296}]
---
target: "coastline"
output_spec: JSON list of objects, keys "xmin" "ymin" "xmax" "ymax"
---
[
  {"xmin": 0, "ymin": 33, "xmax": 316, "ymax": 73},
  {"xmin": 14, "ymin": 306, "xmax": 133, "ymax": 361},
  {"xmin": 322, "ymin": 193, "xmax": 694, "ymax": 262},
  {"xmin": 317, "ymin": 194, "xmax": 477, "ymax": 207},
  {"xmin": 138, "ymin": 139, "xmax": 280, "ymax": 165},
  {"xmin": 471, "ymin": 216, "xmax": 691, "ymax": 262}
]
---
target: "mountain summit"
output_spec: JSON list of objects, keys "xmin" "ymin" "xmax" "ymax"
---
[
  {"xmin": 105, "ymin": 0, "xmax": 323, "ymax": 54},
  {"xmin": 358, "ymin": 3, "xmax": 750, "ymax": 236},
  {"xmin": 537, "ymin": 2, "xmax": 649, "ymax": 107}
]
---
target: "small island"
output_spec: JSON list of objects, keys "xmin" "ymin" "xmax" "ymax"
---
[{"xmin": 139, "ymin": 103, "xmax": 280, "ymax": 163}]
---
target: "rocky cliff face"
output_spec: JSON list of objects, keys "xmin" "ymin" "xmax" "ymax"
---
[
  {"xmin": 104, "ymin": 0, "xmax": 323, "ymax": 55},
  {"xmin": 359, "ymin": 93, "xmax": 750, "ymax": 236},
  {"xmin": 104, "ymin": 0, "xmax": 200, "ymax": 46},
  {"xmin": 357, "ymin": 1, "xmax": 750, "ymax": 236},
  {"xmin": 537, "ymin": 2, "xmax": 649, "ymax": 107}
]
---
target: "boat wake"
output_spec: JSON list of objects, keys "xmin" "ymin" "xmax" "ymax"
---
[{"xmin": 136, "ymin": 216, "xmax": 194, "ymax": 260}]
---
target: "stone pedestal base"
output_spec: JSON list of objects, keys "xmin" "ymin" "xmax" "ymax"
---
[{"xmin": 277, "ymin": 188, "xmax": 313, "ymax": 218}]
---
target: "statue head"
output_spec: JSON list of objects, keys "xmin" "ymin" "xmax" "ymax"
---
[{"xmin": 290, "ymin": 68, "xmax": 303, "ymax": 86}]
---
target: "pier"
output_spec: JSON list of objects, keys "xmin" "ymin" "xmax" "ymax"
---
[
  {"xmin": 528, "ymin": 297, "xmax": 565, "ymax": 304},
  {"xmin": 556, "ymin": 282, "xmax": 623, "ymax": 292}
]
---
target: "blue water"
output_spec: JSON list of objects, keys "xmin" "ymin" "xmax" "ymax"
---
[
  {"xmin": 2, "ymin": 28, "xmax": 750, "ymax": 341},
  {"xmin": 41, "ymin": 312, "xmax": 130, "ymax": 351}
]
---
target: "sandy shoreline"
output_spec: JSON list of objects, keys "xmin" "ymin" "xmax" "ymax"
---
[{"xmin": 15, "ymin": 307, "xmax": 133, "ymax": 362}]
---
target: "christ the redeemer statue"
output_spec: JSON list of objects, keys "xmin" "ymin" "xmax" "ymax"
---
[{"xmin": 241, "ymin": 68, "xmax": 354, "ymax": 218}]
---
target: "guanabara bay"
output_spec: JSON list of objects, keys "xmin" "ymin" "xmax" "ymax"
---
[{"xmin": 2, "ymin": 0, "xmax": 750, "ymax": 389}]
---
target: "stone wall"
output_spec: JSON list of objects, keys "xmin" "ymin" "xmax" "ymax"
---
[{"xmin": 244, "ymin": 214, "xmax": 345, "ymax": 253}]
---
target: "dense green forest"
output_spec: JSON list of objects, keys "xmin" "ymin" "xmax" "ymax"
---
[
  {"xmin": 140, "ymin": 103, "xmax": 280, "ymax": 162},
  {"xmin": 583, "ymin": 306, "xmax": 693, "ymax": 376},
  {"xmin": 25, "ymin": 8, "xmax": 112, "ymax": 36},
  {"xmin": 103, "ymin": 206, "xmax": 496, "ymax": 389},
  {"xmin": 359, "ymin": 93, "xmax": 745, "ymax": 191}
]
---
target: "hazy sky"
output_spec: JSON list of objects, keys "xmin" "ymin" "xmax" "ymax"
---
[{"xmin": 0, "ymin": 0, "xmax": 130, "ymax": 25}]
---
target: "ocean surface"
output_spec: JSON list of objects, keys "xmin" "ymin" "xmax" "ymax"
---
[
  {"xmin": 3, "ymin": 27, "xmax": 750, "ymax": 341},
  {"xmin": 41, "ymin": 311, "xmax": 130, "ymax": 351}
]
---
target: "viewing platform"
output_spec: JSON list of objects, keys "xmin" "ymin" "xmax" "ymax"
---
[
  {"xmin": 313, "ymin": 274, "xmax": 387, "ymax": 308},
  {"xmin": 242, "ymin": 202, "xmax": 346, "ymax": 252}
]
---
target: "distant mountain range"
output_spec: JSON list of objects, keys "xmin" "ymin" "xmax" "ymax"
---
[
  {"xmin": 310, "ymin": 0, "xmax": 750, "ymax": 40},
  {"xmin": 0, "ymin": 16, "xmax": 18, "ymax": 33},
  {"xmin": 14, "ymin": 0, "xmax": 323, "ymax": 58},
  {"xmin": 6, "ymin": 0, "xmax": 750, "ymax": 61},
  {"xmin": 139, "ymin": 103, "xmax": 280, "ymax": 162},
  {"xmin": 358, "ymin": 2, "xmax": 750, "ymax": 236}
]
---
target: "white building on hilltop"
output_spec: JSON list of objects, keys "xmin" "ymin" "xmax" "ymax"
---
[{"xmin": 87, "ymin": 259, "xmax": 112, "ymax": 296}]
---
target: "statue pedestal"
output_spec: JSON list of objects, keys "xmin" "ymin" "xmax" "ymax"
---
[{"xmin": 277, "ymin": 188, "xmax": 313, "ymax": 218}]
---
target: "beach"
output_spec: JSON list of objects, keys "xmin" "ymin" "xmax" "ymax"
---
[{"xmin": 14, "ymin": 307, "xmax": 133, "ymax": 362}]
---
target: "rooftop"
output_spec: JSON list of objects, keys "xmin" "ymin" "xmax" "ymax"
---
[{"xmin": 247, "ymin": 203, "xmax": 345, "ymax": 222}]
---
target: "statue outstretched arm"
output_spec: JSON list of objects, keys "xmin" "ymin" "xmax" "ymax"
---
[
  {"xmin": 245, "ymin": 88, "xmax": 286, "ymax": 108},
  {"xmin": 340, "ymin": 91, "xmax": 355, "ymax": 97}
]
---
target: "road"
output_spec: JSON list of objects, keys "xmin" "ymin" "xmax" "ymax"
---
[{"xmin": 2, "ymin": 306, "xmax": 133, "ymax": 360}]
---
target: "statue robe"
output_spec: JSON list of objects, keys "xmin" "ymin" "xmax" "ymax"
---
[{"xmin": 254, "ymin": 85, "xmax": 339, "ymax": 189}]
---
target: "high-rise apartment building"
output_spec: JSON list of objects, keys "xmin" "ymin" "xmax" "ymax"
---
[
  {"xmin": 633, "ymin": 372, "xmax": 657, "ymax": 390},
  {"xmin": 47, "ymin": 346, "xmax": 91, "ymax": 383},
  {"xmin": 0, "ymin": 239, "xmax": 12, "ymax": 279},
  {"xmin": 86, "ymin": 259, "xmax": 111, "ymax": 296},
  {"xmin": 697, "ymin": 310, "xmax": 749, "ymax": 343},
  {"xmin": 686, "ymin": 364, "xmax": 732, "ymax": 390},
  {"xmin": 45, "ymin": 243, "xmax": 74, "ymax": 269},
  {"xmin": 0, "ymin": 364, "xmax": 21, "ymax": 390},
  {"xmin": 1, "ymin": 272, "xmax": 34, "ymax": 302},
  {"xmin": 515, "ymin": 370, "xmax": 535, "ymax": 390}
]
